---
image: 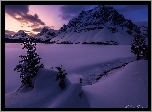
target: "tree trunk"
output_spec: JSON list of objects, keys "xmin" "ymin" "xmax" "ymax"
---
[{"xmin": 136, "ymin": 54, "xmax": 140, "ymax": 60}]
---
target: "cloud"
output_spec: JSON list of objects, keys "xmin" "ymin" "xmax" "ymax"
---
[
  {"xmin": 113, "ymin": 5, "xmax": 148, "ymax": 22},
  {"xmin": 5, "ymin": 5, "xmax": 29, "ymax": 16},
  {"xmin": 134, "ymin": 21, "xmax": 148, "ymax": 27},
  {"xmin": 50, "ymin": 26, "xmax": 54, "ymax": 29},
  {"xmin": 32, "ymin": 27, "xmax": 43, "ymax": 32},
  {"xmin": 24, "ymin": 30, "xmax": 31, "ymax": 32},
  {"xmin": 116, "ymin": 5, "xmax": 148, "ymax": 14},
  {"xmin": 59, "ymin": 5, "xmax": 96, "ymax": 20},
  {"xmin": 22, "ymin": 13, "xmax": 45, "ymax": 26},
  {"xmin": 5, "ymin": 5, "xmax": 45, "ymax": 28},
  {"xmin": 28, "ymin": 32, "xmax": 36, "ymax": 37},
  {"xmin": 59, "ymin": 14, "xmax": 76, "ymax": 21},
  {"xmin": 32, "ymin": 26, "xmax": 55, "ymax": 32},
  {"xmin": 5, "ymin": 30, "xmax": 17, "ymax": 36}
]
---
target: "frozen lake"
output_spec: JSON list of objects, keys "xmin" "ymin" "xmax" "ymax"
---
[{"xmin": 5, "ymin": 43, "xmax": 135, "ymax": 93}]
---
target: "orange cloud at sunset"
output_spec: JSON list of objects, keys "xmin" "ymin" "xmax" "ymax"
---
[{"xmin": 5, "ymin": 5, "xmax": 68, "ymax": 36}]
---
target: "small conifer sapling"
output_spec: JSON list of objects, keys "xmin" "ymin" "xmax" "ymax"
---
[{"xmin": 56, "ymin": 65, "xmax": 67, "ymax": 90}]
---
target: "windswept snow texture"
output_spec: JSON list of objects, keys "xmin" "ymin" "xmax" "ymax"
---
[
  {"xmin": 5, "ymin": 44, "xmax": 148, "ymax": 108},
  {"xmin": 82, "ymin": 60, "xmax": 148, "ymax": 108},
  {"xmin": 5, "ymin": 60, "xmax": 148, "ymax": 108}
]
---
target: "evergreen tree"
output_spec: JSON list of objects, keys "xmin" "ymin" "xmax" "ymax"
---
[
  {"xmin": 14, "ymin": 37, "xmax": 44, "ymax": 88},
  {"xmin": 56, "ymin": 65, "xmax": 67, "ymax": 90},
  {"xmin": 131, "ymin": 32, "xmax": 146, "ymax": 60}
]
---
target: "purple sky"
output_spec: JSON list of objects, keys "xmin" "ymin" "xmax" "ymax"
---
[{"xmin": 5, "ymin": 5, "xmax": 148, "ymax": 36}]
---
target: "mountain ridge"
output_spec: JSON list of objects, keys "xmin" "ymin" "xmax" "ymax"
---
[
  {"xmin": 50, "ymin": 5, "xmax": 146, "ymax": 44},
  {"xmin": 5, "ymin": 5, "xmax": 148, "ymax": 44},
  {"xmin": 34, "ymin": 27, "xmax": 58, "ymax": 42}
]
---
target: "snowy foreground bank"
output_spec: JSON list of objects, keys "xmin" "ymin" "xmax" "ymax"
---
[{"xmin": 5, "ymin": 60, "xmax": 148, "ymax": 108}]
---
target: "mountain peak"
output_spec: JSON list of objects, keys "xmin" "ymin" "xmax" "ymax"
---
[
  {"xmin": 34, "ymin": 27, "xmax": 58, "ymax": 41},
  {"xmin": 51, "ymin": 5, "xmax": 143, "ymax": 44},
  {"xmin": 17, "ymin": 30, "xmax": 26, "ymax": 34},
  {"xmin": 12, "ymin": 30, "xmax": 30, "ymax": 39},
  {"xmin": 42, "ymin": 27, "xmax": 49, "ymax": 32}
]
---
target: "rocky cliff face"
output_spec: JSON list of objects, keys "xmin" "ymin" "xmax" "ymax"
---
[
  {"xmin": 34, "ymin": 27, "xmax": 58, "ymax": 42},
  {"xmin": 12, "ymin": 30, "xmax": 31, "ymax": 39}
]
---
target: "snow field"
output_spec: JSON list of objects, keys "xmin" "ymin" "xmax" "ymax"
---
[{"xmin": 5, "ymin": 44, "xmax": 148, "ymax": 108}]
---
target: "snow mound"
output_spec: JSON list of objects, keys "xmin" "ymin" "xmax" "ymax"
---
[
  {"xmin": 67, "ymin": 73, "xmax": 88, "ymax": 86},
  {"xmin": 5, "ymin": 68, "xmax": 89, "ymax": 108},
  {"xmin": 82, "ymin": 60, "xmax": 148, "ymax": 108},
  {"xmin": 49, "ymin": 83, "xmax": 89, "ymax": 108}
]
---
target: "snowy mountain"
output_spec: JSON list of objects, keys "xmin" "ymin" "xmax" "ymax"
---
[
  {"xmin": 5, "ymin": 34, "xmax": 12, "ymax": 39},
  {"xmin": 5, "ymin": 5, "xmax": 148, "ymax": 44},
  {"xmin": 133, "ymin": 21, "xmax": 148, "ymax": 45},
  {"xmin": 12, "ymin": 30, "xmax": 31, "ymax": 39},
  {"xmin": 34, "ymin": 27, "xmax": 58, "ymax": 42},
  {"xmin": 5, "ymin": 30, "xmax": 32, "ymax": 43},
  {"xmin": 51, "ymin": 5, "xmax": 142, "ymax": 45}
]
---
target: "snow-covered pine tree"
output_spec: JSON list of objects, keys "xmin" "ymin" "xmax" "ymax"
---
[
  {"xmin": 56, "ymin": 65, "xmax": 67, "ymax": 90},
  {"xmin": 131, "ymin": 31, "xmax": 146, "ymax": 60},
  {"xmin": 14, "ymin": 37, "xmax": 44, "ymax": 88},
  {"xmin": 141, "ymin": 27, "xmax": 148, "ymax": 60}
]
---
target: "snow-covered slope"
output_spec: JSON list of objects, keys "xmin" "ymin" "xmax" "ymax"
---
[
  {"xmin": 82, "ymin": 60, "xmax": 148, "ymax": 108},
  {"xmin": 53, "ymin": 27, "xmax": 133, "ymax": 45},
  {"xmin": 5, "ymin": 60, "xmax": 148, "ymax": 108},
  {"xmin": 5, "ymin": 34, "xmax": 12, "ymax": 39},
  {"xmin": 5, "ymin": 68, "xmax": 89, "ymax": 108},
  {"xmin": 34, "ymin": 27, "xmax": 58, "ymax": 41},
  {"xmin": 51, "ymin": 5, "xmax": 141, "ymax": 44}
]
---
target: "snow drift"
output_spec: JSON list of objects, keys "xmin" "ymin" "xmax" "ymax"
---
[
  {"xmin": 5, "ymin": 68, "xmax": 89, "ymax": 108},
  {"xmin": 5, "ymin": 60, "xmax": 148, "ymax": 108},
  {"xmin": 82, "ymin": 60, "xmax": 148, "ymax": 108}
]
